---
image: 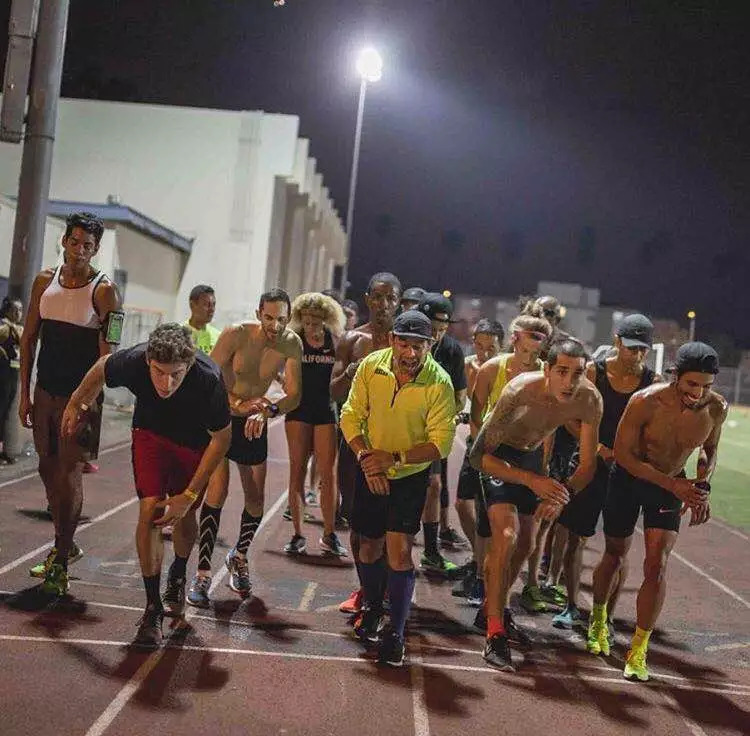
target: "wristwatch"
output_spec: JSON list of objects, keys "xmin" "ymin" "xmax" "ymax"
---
[
  {"xmin": 266, "ymin": 402, "xmax": 280, "ymax": 418},
  {"xmin": 392, "ymin": 451, "xmax": 406, "ymax": 468}
]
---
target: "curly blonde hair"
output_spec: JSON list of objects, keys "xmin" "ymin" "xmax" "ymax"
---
[{"xmin": 289, "ymin": 292, "xmax": 346, "ymax": 337}]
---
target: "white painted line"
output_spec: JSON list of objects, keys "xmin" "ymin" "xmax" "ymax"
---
[
  {"xmin": 298, "ymin": 582, "xmax": 318, "ymax": 612},
  {"xmin": 709, "ymin": 518, "xmax": 749, "ymax": 543},
  {"xmin": 2, "ymin": 634, "xmax": 748, "ymax": 697},
  {"xmin": 410, "ymin": 641, "xmax": 431, "ymax": 736},
  {"xmin": 83, "ymin": 466, "xmax": 287, "ymax": 736},
  {"xmin": 705, "ymin": 641, "xmax": 750, "ymax": 653},
  {"xmin": 659, "ymin": 691, "xmax": 709, "ymax": 736},
  {"xmin": 670, "ymin": 548, "xmax": 750, "ymax": 609}
]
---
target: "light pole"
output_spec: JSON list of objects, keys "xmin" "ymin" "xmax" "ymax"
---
[
  {"xmin": 687, "ymin": 310, "xmax": 696, "ymax": 341},
  {"xmin": 339, "ymin": 47, "xmax": 382, "ymax": 299}
]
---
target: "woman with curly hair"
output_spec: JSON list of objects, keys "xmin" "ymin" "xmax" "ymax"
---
[{"xmin": 283, "ymin": 292, "xmax": 348, "ymax": 556}]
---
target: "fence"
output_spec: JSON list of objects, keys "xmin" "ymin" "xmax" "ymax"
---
[{"xmin": 714, "ymin": 366, "xmax": 750, "ymax": 406}]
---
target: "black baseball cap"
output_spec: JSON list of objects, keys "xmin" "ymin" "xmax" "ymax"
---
[
  {"xmin": 401, "ymin": 287, "xmax": 426, "ymax": 304},
  {"xmin": 416, "ymin": 292, "xmax": 454, "ymax": 323},
  {"xmin": 392, "ymin": 310, "xmax": 433, "ymax": 341},
  {"xmin": 675, "ymin": 342, "xmax": 719, "ymax": 376},
  {"xmin": 616, "ymin": 314, "xmax": 654, "ymax": 348}
]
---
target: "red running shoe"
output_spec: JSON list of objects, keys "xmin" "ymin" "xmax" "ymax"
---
[
  {"xmin": 83, "ymin": 461, "xmax": 99, "ymax": 474},
  {"xmin": 339, "ymin": 588, "xmax": 363, "ymax": 614}
]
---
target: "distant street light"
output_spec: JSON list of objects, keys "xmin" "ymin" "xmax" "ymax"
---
[
  {"xmin": 687, "ymin": 310, "xmax": 696, "ymax": 341},
  {"xmin": 442, "ymin": 290, "xmax": 452, "ymax": 298},
  {"xmin": 340, "ymin": 48, "xmax": 382, "ymax": 299}
]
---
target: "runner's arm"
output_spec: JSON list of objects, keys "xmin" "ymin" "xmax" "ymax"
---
[
  {"xmin": 94, "ymin": 280, "xmax": 122, "ymax": 356},
  {"xmin": 340, "ymin": 357, "xmax": 370, "ymax": 453},
  {"xmin": 566, "ymin": 392, "xmax": 603, "ymax": 492},
  {"xmin": 696, "ymin": 398, "xmax": 729, "ymax": 483},
  {"xmin": 272, "ymin": 335, "xmax": 303, "ymax": 415},
  {"xmin": 469, "ymin": 360, "xmax": 495, "ymax": 436},
  {"xmin": 61, "ymin": 355, "xmax": 110, "ymax": 436},
  {"xmin": 330, "ymin": 332, "xmax": 356, "ymax": 402}
]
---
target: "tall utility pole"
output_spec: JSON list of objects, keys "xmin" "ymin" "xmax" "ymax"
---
[{"xmin": 7, "ymin": 0, "xmax": 70, "ymax": 309}]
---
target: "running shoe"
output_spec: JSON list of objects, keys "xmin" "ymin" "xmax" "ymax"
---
[
  {"xmin": 162, "ymin": 576, "xmax": 186, "ymax": 617},
  {"xmin": 519, "ymin": 584, "xmax": 547, "ymax": 613},
  {"xmin": 82, "ymin": 461, "xmax": 99, "ymax": 474},
  {"xmin": 420, "ymin": 552, "xmax": 460, "ymax": 578},
  {"xmin": 540, "ymin": 583, "xmax": 567, "ymax": 608},
  {"xmin": 623, "ymin": 648, "xmax": 649, "ymax": 682},
  {"xmin": 133, "ymin": 607, "xmax": 163, "ymax": 650},
  {"xmin": 41, "ymin": 562, "xmax": 69, "ymax": 596},
  {"xmin": 586, "ymin": 616, "xmax": 610, "ymax": 656},
  {"xmin": 607, "ymin": 620, "xmax": 616, "ymax": 648},
  {"xmin": 225, "ymin": 548, "xmax": 252, "ymax": 596},
  {"xmin": 467, "ymin": 577, "xmax": 485, "ymax": 608},
  {"xmin": 439, "ymin": 527, "xmax": 469, "ymax": 549},
  {"xmin": 504, "ymin": 609, "xmax": 533, "ymax": 650},
  {"xmin": 283, "ymin": 505, "xmax": 292, "ymax": 521},
  {"xmin": 339, "ymin": 588, "xmax": 363, "ymax": 614},
  {"xmin": 187, "ymin": 573, "xmax": 211, "ymax": 608},
  {"xmin": 552, "ymin": 604, "xmax": 583, "ymax": 630},
  {"xmin": 353, "ymin": 606, "xmax": 385, "ymax": 644},
  {"xmin": 455, "ymin": 558, "xmax": 477, "ymax": 579},
  {"xmin": 378, "ymin": 630, "xmax": 405, "ymax": 667},
  {"xmin": 320, "ymin": 532, "xmax": 348, "ymax": 557},
  {"xmin": 451, "ymin": 570, "xmax": 476, "ymax": 598},
  {"xmin": 30, "ymin": 543, "xmax": 83, "ymax": 578},
  {"xmin": 483, "ymin": 634, "xmax": 513, "ymax": 671},
  {"xmin": 283, "ymin": 534, "xmax": 307, "ymax": 555},
  {"xmin": 472, "ymin": 607, "xmax": 487, "ymax": 634},
  {"xmin": 305, "ymin": 491, "xmax": 319, "ymax": 507}
]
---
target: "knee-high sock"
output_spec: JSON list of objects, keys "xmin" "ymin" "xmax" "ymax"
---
[
  {"xmin": 236, "ymin": 509, "xmax": 263, "ymax": 556},
  {"xmin": 388, "ymin": 568, "xmax": 416, "ymax": 638},
  {"xmin": 197, "ymin": 504, "xmax": 222, "ymax": 572},
  {"xmin": 359, "ymin": 557, "xmax": 387, "ymax": 609}
]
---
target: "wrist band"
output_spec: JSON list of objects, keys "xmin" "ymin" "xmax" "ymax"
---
[{"xmin": 184, "ymin": 489, "xmax": 198, "ymax": 502}]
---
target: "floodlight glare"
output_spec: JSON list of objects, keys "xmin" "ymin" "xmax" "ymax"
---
[{"xmin": 356, "ymin": 47, "xmax": 383, "ymax": 83}]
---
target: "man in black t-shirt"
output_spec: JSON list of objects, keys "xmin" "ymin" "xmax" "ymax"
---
[
  {"xmin": 414, "ymin": 294, "xmax": 468, "ymax": 576},
  {"xmin": 62, "ymin": 324, "xmax": 231, "ymax": 649}
]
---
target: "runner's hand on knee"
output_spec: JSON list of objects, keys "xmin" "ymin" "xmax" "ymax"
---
[
  {"xmin": 531, "ymin": 476, "xmax": 569, "ymax": 505},
  {"xmin": 671, "ymin": 477, "xmax": 705, "ymax": 507},
  {"xmin": 153, "ymin": 490, "xmax": 197, "ymax": 526}
]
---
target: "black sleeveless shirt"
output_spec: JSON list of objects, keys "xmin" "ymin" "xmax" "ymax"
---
[
  {"xmin": 297, "ymin": 328, "xmax": 336, "ymax": 414},
  {"xmin": 594, "ymin": 359, "xmax": 655, "ymax": 448}
]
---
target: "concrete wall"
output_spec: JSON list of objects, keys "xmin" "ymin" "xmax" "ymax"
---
[{"xmin": 0, "ymin": 98, "xmax": 346, "ymax": 329}]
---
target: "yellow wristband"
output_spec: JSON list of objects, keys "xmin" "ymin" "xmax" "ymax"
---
[{"xmin": 184, "ymin": 489, "xmax": 198, "ymax": 502}]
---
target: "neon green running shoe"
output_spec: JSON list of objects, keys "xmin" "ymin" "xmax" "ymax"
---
[
  {"xmin": 420, "ymin": 553, "xmax": 460, "ymax": 578},
  {"xmin": 30, "ymin": 543, "xmax": 83, "ymax": 578},
  {"xmin": 520, "ymin": 584, "xmax": 547, "ymax": 613},
  {"xmin": 41, "ymin": 562, "xmax": 69, "ymax": 596},
  {"xmin": 540, "ymin": 583, "xmax": 567, "ymax": 607},
  {"xmin": 624, "ymin": 648, "xmax": 649, "ymax": 682},
  {"xmin": 586, "ymin": 616, "xmax": 610, "ymax": 656}
]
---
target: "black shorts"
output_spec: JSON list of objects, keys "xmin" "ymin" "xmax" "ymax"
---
[
  {"xmin": 285, "ymin": 403, "xmax": 336, "ymax": 426},
  {"xmin": 337, "ymin": 435, "xmax": 358, "ymax": 521},
  {"xmin": 351, "ymin": 467, "xmax": 430, "ymax": 539},
  {"xmin": 603, "ymin": 464, "xmax": 683, "ymax": 538},
  {"xmin": 558, "ymin": 457, "xmax": 611, "ymax": 538},
  {"xmin": 480, "ymin": 444, "xmax": 543, "ymax": 516},
  {"xmin": 474, "ymin": 482, "xmax": 491, "ymax": 538},
  {"xmin": 226, "ymin": 415, "xmax": 268, "ymax": 466},
  {"xmin": 457, "ymin": 439, "xmax": 481, "ymax": 501}
]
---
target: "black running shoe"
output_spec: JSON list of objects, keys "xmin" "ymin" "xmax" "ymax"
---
[
  {"xmin": 133, "ymin": 607, "xmax": 164, "ymax": 650},
  {"xmin": 504, "ymin": 609, "xmax": 532, "ymax": 650},
  {"xmin": 472, "ymin": 607, "xmax": 487, "ymax": 634},
  {"xmin": 353, "ymin": 605, "xmax": 385, "ymax": 644},
  {"xmin": 483, "ymin": 634, "xmax": 513, "ymax": 671},
  {"xmin": 452, "ymin": 570, "xmax": 476, "ymax": 598},
  {"xmin": 162, "ymin": 576, "xmax": 186, "ymax": 617},
  {"xmin": 378, "ymin": 630, "xmax": 405, "ymax": 667}
]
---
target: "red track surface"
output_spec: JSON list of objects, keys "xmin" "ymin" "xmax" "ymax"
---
[{"xmin": 0, "ymin": 421, "xmax": 748, "ymax": 736}]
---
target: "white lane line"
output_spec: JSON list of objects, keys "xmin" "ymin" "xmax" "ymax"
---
[
  {"xmin": 2, "ymin": 634, "xmax": 749, "ymax": 698},
  {"xmin": 709, "ymin": 518, "xmax": 749, "ymax": 543},
  {"xmin": 298, "ymin": 582, "xmax": 318, "ymax": 612},
  {"xmin": 705, "ymin": 641, "xmax": 750, "ymax": 653},
  {"xmin": 83, "ymin": 463, "xmax": 286, "ymax": 736},
  {"xmin": 669, "ymin": 547, "xmax": 750, "ymax": 609},
  {"xmin": 410, "ymin": 641, "xmax": 431, "ymax": 736}
]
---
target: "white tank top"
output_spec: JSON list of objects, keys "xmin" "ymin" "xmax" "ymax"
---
[{"xmin": 39, "ymin": 265, "xmax": 106, "ymax": 328}]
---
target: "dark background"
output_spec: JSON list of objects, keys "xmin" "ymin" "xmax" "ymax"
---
[{"xmin": 2, "ymin": 1, "xmax": 748, "ymax": 353}]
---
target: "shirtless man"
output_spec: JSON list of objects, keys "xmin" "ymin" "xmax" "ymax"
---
[
  {"xmin": 588, "ymin": 341, "xmax": 726, "ymax": 682},
  {"xmin": 330, "ymin": 272, "xmax": 402, "ymax": 614},
  {"xmin": 186, "ymin": 288, "xmax": 302, "ymax": 607},
  {"xmin": 470, "ymin": 338, "xmax": 602, "ymax": 671}
]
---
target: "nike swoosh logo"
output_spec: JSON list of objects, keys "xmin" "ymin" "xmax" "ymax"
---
[{"xmin": 658, "ymin": 507, "xmax": 676, "ymax": 514}]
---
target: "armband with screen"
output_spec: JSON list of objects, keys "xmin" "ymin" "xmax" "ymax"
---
[{"xmin": 104, "ymin": 311, "xmax": 125, "ymax": 344}]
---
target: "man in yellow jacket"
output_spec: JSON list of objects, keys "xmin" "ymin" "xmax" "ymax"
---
[{"xmin": 340, "ymin": 310, "xmax": 456, "ymax": 666}]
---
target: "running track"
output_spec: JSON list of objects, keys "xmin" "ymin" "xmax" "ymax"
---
[{"xmin": 0, "ymin": 422, "xmax": 748, "ymax": 736}]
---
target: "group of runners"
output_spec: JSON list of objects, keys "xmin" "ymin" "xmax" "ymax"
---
[{"xmin": 18, "ymin": 211, "xmax": 728, "ymax": 681}]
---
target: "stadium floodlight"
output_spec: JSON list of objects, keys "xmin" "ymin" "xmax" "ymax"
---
[{"xmin": 356, "ymin": 47, "xmax": 383, "ymax": 83}]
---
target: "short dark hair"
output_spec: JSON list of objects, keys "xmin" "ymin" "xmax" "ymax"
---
[
  {"xmin": 547, "ymin": 338, "xmax": 589, "ymax": 367},
  {"xmin": 146, "ymin": 323, "xmax": 196, "ymax": 364},
  {"xmin": 342, "ymin": 299, "xmax": 359, "ymax": 313},
  {"xmin": 189, "ymin": 284, "xmax": 215, "ymax": 302},
  {"xmin": 473, "ymin": 318, "xmax": 504, "ymax": 342},
  {"xmin": 259, "ymin": 288, "xmax": 291, "ymax": 314},
  {"xmin": 321, "ymin": 288, "xmax": 342, "ymax": 304},
  {"xmin": 64, "ymin": 212, "xmax": 105, "ymax": 245},
  {"xmin": 367, "ymin": 272, "xmax": 401, "ymax": 296}
]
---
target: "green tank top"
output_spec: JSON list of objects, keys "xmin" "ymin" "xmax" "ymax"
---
[{"xmin": 482, "ymin": 353, "xmax": 542, "ymax": 420}]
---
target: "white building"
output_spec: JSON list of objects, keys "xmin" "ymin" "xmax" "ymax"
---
[{"xmin": 0, "ymin": 98, "xmax": 347, "ymax": 326}]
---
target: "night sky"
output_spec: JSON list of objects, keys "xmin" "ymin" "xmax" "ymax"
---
[{"xmin": 2, "ymin": 1, "xmax": 748, "ymax": 348}]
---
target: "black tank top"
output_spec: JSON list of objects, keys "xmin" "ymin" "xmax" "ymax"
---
[
  {"xmin": 595, "ymin": 359, "xmax": 655, "ymax": 448},
  {"xmin": 298, "ymin": 329, "xmax": 336, "ymax": 413}
]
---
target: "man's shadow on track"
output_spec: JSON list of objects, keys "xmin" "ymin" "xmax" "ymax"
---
[
  {"xmin": 2, "ymin": 586, "xmax": 230, "ymax": 712},
  {"xmin": 264, "ymin": 548, "xmax": 354, "ymax": 569}
]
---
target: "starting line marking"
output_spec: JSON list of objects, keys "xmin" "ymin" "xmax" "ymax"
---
[{"xmin": 1, "ymin": 632, "xmax": 749, "ymax": 698}]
